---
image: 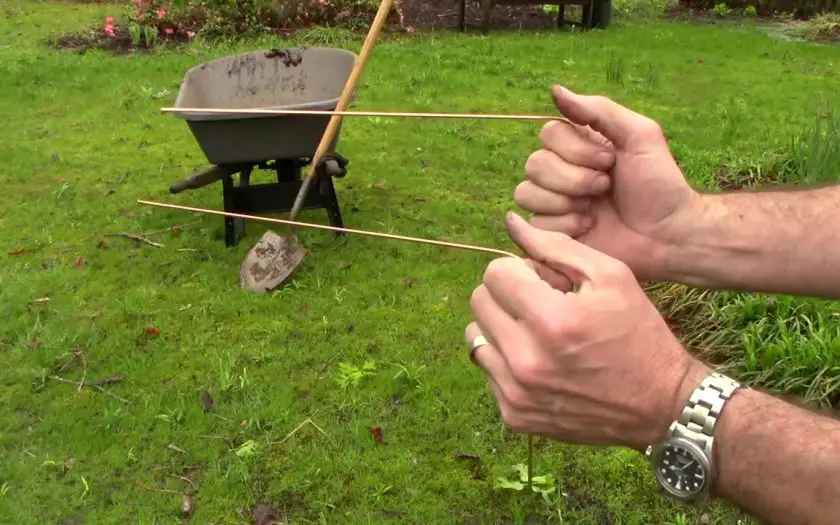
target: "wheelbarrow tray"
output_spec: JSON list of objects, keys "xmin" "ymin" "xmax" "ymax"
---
[{"xmin": 172, "ymin": 47, "xmax": 358, "ymax": 166}]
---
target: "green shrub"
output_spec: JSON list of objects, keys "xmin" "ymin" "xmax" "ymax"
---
[
  {"xmin": 804, "ymin": 12, "xmax": 840, "ymax": 40},
  {"xmin": 744, "ymin": 4, "xmax": 757, "ymax": 14},
  {"xmin": 613, "ymin": 0, "xmax": 679, "ymax": 19},
  {"xmin": 680, "ymin": 0, "xmax": 838, "ymax": 18},
  {"xmin": 712, "ymin": 2, "xmax": 733, "ymax": 15},
  {"xmin": 101, "ymin": 0, "xmax": 384, "ymax": 45}
]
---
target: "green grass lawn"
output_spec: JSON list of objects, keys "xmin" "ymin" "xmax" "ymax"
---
[{"xmin": 2, "ymin": 1, "xmax": 839, "ymax": 523}]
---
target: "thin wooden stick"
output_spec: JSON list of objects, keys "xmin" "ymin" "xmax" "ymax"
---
[
  {"xmin": 136, "ymin": 200, "xmax": 520, "ymax": 260},
  {"xmin": 288, "ymin": 0, "xmax": 395, "ymax": 225},
  {"xmin": 161, "ymin": 107, "xmax": 566, "ymax": 123}
]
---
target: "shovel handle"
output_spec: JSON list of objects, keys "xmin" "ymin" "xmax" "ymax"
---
[{"xmin": 287, "ymin": 0, "xmax": 395, "ymax": 224}]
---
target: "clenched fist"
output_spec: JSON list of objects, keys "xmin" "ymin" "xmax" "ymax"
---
[
  {"xmin": 466, "ymin": 213, "xmax": 709, "ymax": 450},
  {"xmin": 514, "ymin": 86, "xmax": 701, "ymax": 281}
]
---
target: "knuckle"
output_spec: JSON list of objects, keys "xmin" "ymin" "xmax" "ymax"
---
[
  {"xmin": 482, "ymin": 257, "xmax": 510, "ymax": 284},
  {"xmin": 510, "ymin": 353, "xmax": 543, "ymax": 386},
  {"xmin": 469, "ymin": 286, "xmax": 484, "ymax": 312},
  {"xmin": 503, "ymin": 387, "xmax": 531, "ymax": 411},
  {"xmin": 592, "ymin": 95, "xmax": 613, "ymax": 110},
  {"xmin": 533, "ymin": 306, "xmax": 583, "ymax": 341},
  {"xmin": 539, "ymin": 120, "xmax": 562, "ymax": 144},
  {"xmin": 500, "ymin": 407, "xmax": 526, "ymax": 432},
  {"xmin": 598, "ymin": 257, "xmax": 634, "ymax": 282},
  {"xmin": 524, "ymin": 149, "xmax": 549, "ymax": 176},
  {"xmin": 513, "ymin": 181, "xmax": 532, "ymax": 207},
  {"xmin": 637, "ymin": 117, "xmax": 665, "ymax": 141},
  {"xmin": 570, "ymin": 171, "xmax": 595, "ymax": 193}
]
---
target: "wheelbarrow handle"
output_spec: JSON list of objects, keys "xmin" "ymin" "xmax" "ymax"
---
[{"xmin": 169, "ymin": 165, "xmax": 238, "ymax": 194}]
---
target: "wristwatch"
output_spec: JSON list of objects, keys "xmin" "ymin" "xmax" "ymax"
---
[{"xmin": 645, "ymin": 371, "xmax": 742, "ymax": 504}]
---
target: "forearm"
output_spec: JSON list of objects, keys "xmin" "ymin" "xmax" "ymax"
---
[
  {"xmin": 713, "ymin": 386, "xmax": 840, "ymax": 524},
  {"xmin": 663, "ymin": 184, "xmax": 840, "ymax": 298}
]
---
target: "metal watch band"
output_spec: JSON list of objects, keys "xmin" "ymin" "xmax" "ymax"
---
[{"xmin": 669, "ymin": 372, "xmax": 742, "ymax": 456}]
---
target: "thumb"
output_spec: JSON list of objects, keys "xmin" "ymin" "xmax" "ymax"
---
[
  {"xmin": 506, "ymin": 211, "xmax": 614, "ymax": 289},
  {"xmin": 551, "ymin": 85, "xmax": 662, "ymax": 152}
]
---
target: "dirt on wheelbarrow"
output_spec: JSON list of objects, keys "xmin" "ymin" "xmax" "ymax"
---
[{"xmin": 395, "ymin": 0, "xmax": 567, "ymax": 32}]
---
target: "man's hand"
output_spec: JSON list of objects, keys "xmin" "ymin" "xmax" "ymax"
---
[
  {"xmin": 514, "ymin": 86, "xmax": 700, "ymax": 281},
  {"xmin": 466, "ymin": 212, "xmax": 709, "ymax": 450}
]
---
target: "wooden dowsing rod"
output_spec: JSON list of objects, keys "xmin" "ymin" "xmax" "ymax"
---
[
  {"xmin": 136, "ymin": 200, "xmax": 521, "ymax": 260},
  {"xmin": 160, "ymin": 107, "xmax": 568, "ymax": 123}
]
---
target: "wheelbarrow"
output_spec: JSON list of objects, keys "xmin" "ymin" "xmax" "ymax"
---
[{"xmin": 166, "ymin": 47, "xmax": 358, "ymax": 247}]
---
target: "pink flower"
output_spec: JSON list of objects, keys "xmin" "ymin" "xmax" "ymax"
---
[
  {"xmin": 134, "ymin": 0, "xmax": 141, "ymax": 5},
  {"xmin": 105, "ymin": 16, "xmax": 115, "ymax": 25},
  {"xmin": 187, "ymin": 31, "xmax": 196, "ymax": 39},
  {"xmin": 157, "ymin": 8, "xmax": 166, "ymax": 18},
  {"xmin": 104, "ymin": 25, "xmax": 115, "ymax": 37},
  {"xmin": 164, "ymin": 27, "xmax": 174, "ymax": 35}
]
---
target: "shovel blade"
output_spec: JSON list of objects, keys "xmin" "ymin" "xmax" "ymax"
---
[{"xmin": 240, "ymin": 230, "xmax": 307, "ymax": 293}]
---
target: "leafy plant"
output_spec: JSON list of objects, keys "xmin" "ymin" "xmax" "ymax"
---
[
  {"xmin": 712, "ymin": 2, "xmax": 732, "ymax": 16},
  {"xmin": 336, "ymin": 360, "xmax": 377, "ymax": 389},
  {"xmin": 235, "ymin": 439, "xmax": 258, "ymax": 457},
  {"xmin": 393, "ymin": 362, "xmax": 425, "ymax": 389},
  {"xmin": 744, "ymin": 4, "xmax": 757, "ymax": 15},
  {"xmin": 495, "ymin": 463, "xmax": 557, "ymax": 502}
]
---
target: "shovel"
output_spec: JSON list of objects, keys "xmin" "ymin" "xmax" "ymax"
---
[{"xmin": 239, "ymin": 0, "xmax": 395, "ymax": 294}]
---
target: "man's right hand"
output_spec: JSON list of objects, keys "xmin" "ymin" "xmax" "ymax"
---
[{"xmin": 514, "ymin": 86, "xmax": 701, "ymax": 281}]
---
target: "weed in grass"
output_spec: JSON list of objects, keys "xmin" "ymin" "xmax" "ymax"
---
[
  {"xmin": 780, "ymin": 106, "xmax": 840, "ymax": 186},
  {"xmin": 605, "ymin": 52, "xmax": 625, "ymax": 85},
  {"xmin": 642, "ymin": 61, "xmax": 659, "ymax": 89},
  {"xmin": 336, "ymin": 360, "xmax": 377, "ymax": 389}
]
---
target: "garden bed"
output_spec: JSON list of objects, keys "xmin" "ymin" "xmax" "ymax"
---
[{"xmin": 51, "ymin": 0, "xmax": 566, "ymax": 54}]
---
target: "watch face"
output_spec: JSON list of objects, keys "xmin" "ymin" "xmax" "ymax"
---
[{"xmin": 654, "ymin": 441, "xmax": 708, "ymax": 498}]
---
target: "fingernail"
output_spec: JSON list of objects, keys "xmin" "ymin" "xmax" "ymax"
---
[
  {"xmin": 596, "ymin": 151, "xmax": 615, "ymax": 167},
  {"xmin": 592, "ymin": 176, "xmax": 611, "ymax": 192},
  {"xmin": 507, "ymin": 211, "xmax": 525, "ymax": 226}
]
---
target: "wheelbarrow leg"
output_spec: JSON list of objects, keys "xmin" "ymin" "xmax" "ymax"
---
[
  {"xmin": 222, "ymin": 167, "xmax": 252, "ymax": 247},
  {"xmin": 318, "ymin": 155, "xmax": 347, "ymax": 235}
]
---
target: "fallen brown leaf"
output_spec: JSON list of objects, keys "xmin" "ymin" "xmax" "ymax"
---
[
  {"xmin": 200, "ymin": 390, "xmax": 214, "ymax": 412},
  {"xmin": 402, "ymin": 278, "xmax": 414, "ymax": 288},
  {"xmin": 253, "ymin": 503, "xmax": 279, "ymax": 525},
  {"xmin": 171, "ymin": 225, "xmax": 182, "ymax": 237},
  {"xmin": 368, "ymin": 426, "xmax": 384, "ymax": 443},
  {"xmin": 73, "ymin": 255, "xmax": 87, "ymax": 268},
  {"xmin": 144, "ymin": 326, "xmax": 160, "ymax": 337},
  {"xmin": 181, "ymin": 493, "xmax": 194, "ymax": 517},
  {"xmin": 9, "ymin": 248, "xmax": 28, "ymax": 256},
  {"xmin": 97, "ymin": 239, "xmax": 111, "ymax": 250}
]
